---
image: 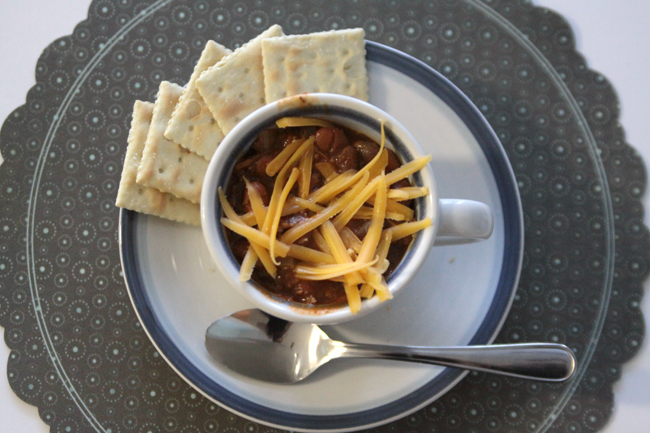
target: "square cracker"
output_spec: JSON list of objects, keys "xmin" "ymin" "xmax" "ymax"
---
[
  {"xmin": 136, "ymin": 81, "xmax": 209, "ymax": 204},
  {"xmin": 116, "ymin": 101, "xmax": 200, "ymax": 226},
  {"xmin": 196, "ymin": 24, "xmax": 284, "ymax": 135},
  {"xmin": 165, "ymin": 40, "xmax": 232, "ymax": 160},
  {"xmin": 262, "ymin": 29, "xmax": 368, "ymax": 103}
]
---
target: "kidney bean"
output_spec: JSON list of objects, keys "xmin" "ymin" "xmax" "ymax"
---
[
  {"xmin": 330, "ymin": 128, "xmax": 349, "ymax": 155},
  {"xmin": 315, "ymin": 127, "xmax": 335, "ymax": 152},
  {"xmin": 334, "ymin": 145, "xmax": 359, "ymax": 173},
  {"xmin": 315, "ymin": 127, "xmax": 349, "ymax": 154},
  {"xmin": 353, "ymin": 140, "xmax": 380, "ymax": 164},
  {"xmin": 386, "ymin": 148, "xmax": 401, "ymax": 173}
]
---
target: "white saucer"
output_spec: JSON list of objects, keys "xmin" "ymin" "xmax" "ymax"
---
[{"xmin": 120, "ymin": 42, "xmax": 523, "ymax": 432}]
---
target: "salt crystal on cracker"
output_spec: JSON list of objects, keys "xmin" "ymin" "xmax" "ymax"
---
[
  {"xmin": 165, "ymin": 40, "xmax": 231, "ymax": 160},
  {"xmin": 262, "ymin": 28, "xmax": 368, "ymax": 103},
  {"xmin": 136, "ymin": 81, "xmax": 208, "ymax": 204},
  {"xmin": 196, "ymin": 24, "xmax": 284, "ymax": 135},
  {"xmin": 116, "ymin": 100, "xmax": 200, "ymax": 226}
]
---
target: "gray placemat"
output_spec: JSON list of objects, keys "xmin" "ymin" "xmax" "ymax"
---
[{"xmin": 0, "ymin": 0, "xmax": 646, "ymax": 432}]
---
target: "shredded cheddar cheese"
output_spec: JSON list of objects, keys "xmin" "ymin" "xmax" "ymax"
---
[
  {"xmin": 367, "ymin": 149, "xmax": 389, "ymax": 180},
  {"xmin": 240, "ymin": 247, "xmax": 258, "ymax": 282},
  {"xmin": 298, "ymin": 143, "xmax": 314, "ymax": 198},
  {"xmin": 384, "ymin": 218, "xmax": 433, "ymax": 241},
  {"xmin": 308, "ymin": 169, "xmax": 358, "ymax": 204},
  {"xmin": 269, "ymin": 167, "xmax": 301, "ymax": 263},
  {"xmin": 279, "ymin": 172, "xmax": 369, "ymax": 245},
  {"xmin": 276, "ymin": 117, "xmax": 335, "ymax": 129},
  {"xmin": 332, "ymin": 176, "xmax": 381, "ymax": 231},
  {"xmin": 250, "ymin": 242, "xmax": 277, "ymax": 278},
  {"xmin": 220, "ymin": 118, "xmax": 433, "ymax": 312},
  {"xmin": 357, "ymin": 173, "xmax": 387, "ymax": 264},
  {"xmin": 266, "ymin": 138, "xmax": 304, "ymax": 176},
  {"xmin": 262, "ymin": 137, "xmax": 314, "ymax": 234},
  {"xmin": 287, "ymin": 244, "xmax": 336, "ymax": 264},
  {"xmin": 315, "ymin": 161, "xmax": 338, "ymax": 182},
  {"xmin": 244, "ymin": 178, "xmax": 268, "ymax": 227},
  {"xmin": 385, "ymin": 155, "xmax": 432, "ymax": 186},
  {"xmin": 321, "ymin": 221, "xmax": 365, "ymax": 288},
  {"xmin": 294, "ymin": 257, "xmax": 378, "ymax": 281},
  {"xmin": 221, "ymin": 218, "xmax": 290, "ymax": 257},
  {"xmin": 387, "ymin": 186, "xmax": 430, "ymax": 201}
]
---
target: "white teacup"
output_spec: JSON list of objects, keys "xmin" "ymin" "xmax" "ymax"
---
[{"xmin": 201, "ymin": 93, "xmax": 493, "ymax": 324}]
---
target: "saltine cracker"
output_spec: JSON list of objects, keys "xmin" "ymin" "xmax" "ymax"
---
[
  {"xmin": 262, "ymin": 29, "xmax": 368, "ymax": 103},
  {"xmin": 165, "ymin": 40, "xmax": 231, "ymax": 160},
  {"xmin": 136, "ymin": 81, "xmax": 208, "ymax": 204},
  {"xmin": 196, "ymin": 24, "xmax": 284, "ymax": 135},
  {"xmin": 116, "ymin": 101, "xmax": 200, "ymax": 226}
]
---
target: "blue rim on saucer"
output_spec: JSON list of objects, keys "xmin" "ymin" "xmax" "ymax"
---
[{"xmin": 120, "ymin": 41, "xmax": 523, "ymax": 432}]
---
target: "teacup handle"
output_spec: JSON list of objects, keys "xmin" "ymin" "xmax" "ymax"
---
[{"xmin": 433, "ymin": 199, "xmax": 494, "ymax": 246}]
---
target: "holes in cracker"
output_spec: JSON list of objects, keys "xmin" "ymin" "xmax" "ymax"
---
[{"xmin": 185, "ymin": 100, "xmax": 201, "ymax": 120}]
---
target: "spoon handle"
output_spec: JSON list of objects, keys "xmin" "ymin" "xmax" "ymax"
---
[{"xmin": 336, "ymin": 342, "xmax": 576, "ymax": 382}]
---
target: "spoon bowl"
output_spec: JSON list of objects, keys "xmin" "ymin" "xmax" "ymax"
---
[{"xmin": 205, "ymin": 309, "xmax": 576, "ymax": 383}]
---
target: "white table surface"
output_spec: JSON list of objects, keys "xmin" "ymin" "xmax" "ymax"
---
[{"xmin": 1, "ymin": 1, "xmax": 648, "ymax": 431}]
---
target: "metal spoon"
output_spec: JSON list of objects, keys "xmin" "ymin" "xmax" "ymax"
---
[{"xmin": 205, "ymin": 309, "xmax": 576, "ymax": 383}]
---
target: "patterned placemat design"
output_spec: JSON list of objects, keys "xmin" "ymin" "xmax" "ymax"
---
[{"xmin": 0, "ymin": 0, "xmax": 646, "ymax": 432}]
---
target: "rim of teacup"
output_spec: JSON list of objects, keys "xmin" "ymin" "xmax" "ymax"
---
[{"xmin": 201, "ymin": 93, "xmax": 437, "ymax": 324}]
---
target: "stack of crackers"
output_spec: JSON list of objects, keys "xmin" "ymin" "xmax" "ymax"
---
[{"xmin": 116, "ymin": 25, "xmax": 368, "ymax": 226}]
